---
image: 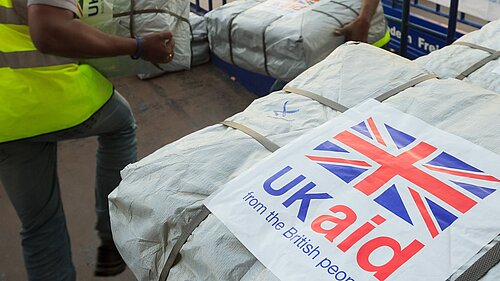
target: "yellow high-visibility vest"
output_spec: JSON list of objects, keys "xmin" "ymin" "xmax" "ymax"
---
[
  {"xmin": 373, "ymin": 29, "xmax": 391, "ymax": 48},
  {"xmin": 0, "ymin": 0, "xmax": 113, "ymax": 143}
]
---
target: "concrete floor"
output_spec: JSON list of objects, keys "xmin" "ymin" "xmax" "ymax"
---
[{"xmin": 0, "ymin": 64, "xmax": 256, "ymax": 281}]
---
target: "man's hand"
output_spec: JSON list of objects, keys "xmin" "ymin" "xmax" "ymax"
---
[
  {"xmin": 335, "ymin": 0, "xmax": 380, "ymax": 43},
  {"xmin": 334, "ymin": 17, "xmax": 370, "ymax": 42},
  {"xmin": 141, "ymin": 32, "xmax": 175, "ymax": 63}
]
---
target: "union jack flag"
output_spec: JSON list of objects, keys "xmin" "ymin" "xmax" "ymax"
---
[{"xmin": 306, "ymin": 117, "xmax": 499, "ymax": 238}]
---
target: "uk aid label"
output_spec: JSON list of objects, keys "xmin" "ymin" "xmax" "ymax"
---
[{"xmin": 204, "ymin": 99, "xmax": 500, "ymax": 281}]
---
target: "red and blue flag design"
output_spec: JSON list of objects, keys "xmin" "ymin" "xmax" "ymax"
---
[{"xmin": 306, "ymin": 117, "xmax": 499, "ymax": 238}]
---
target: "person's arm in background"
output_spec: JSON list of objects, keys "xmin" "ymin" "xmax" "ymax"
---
[
  {"xmin": 28, "ymin": 4, "xmax": 174, "ymax": 63},
  {"xmin": 334, "ymin": 0, "xmax": 380, "ymax": 42}
]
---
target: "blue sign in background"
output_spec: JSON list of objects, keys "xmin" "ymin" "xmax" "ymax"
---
[{"xmin": 382, "ymin": 1, "xmax": 466, "ymax": 59}]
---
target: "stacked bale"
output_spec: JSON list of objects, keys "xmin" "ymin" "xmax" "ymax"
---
[{"xmin": 110, "ymin": 41, "xmax": 500, "ymax": 280}]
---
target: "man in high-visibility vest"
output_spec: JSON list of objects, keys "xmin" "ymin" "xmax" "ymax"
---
[{"xmin": 0, "ymin": 0, "xmax": 175, "ymax": 279}]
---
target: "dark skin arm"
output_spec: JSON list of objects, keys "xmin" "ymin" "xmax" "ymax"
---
[
  {"xmin": 27, "ymin": 4, "xmax": 175, "ymax": 63},
  {"xmin": 334, "ymin": 0, "xmax": 380, "ymax": 42}
]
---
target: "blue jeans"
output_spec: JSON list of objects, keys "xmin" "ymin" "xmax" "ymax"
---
[{"xmin": 0, "ymin": 91, "xmax": 137, "ymax": 281}]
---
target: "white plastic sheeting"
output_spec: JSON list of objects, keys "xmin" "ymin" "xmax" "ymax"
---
[
  {"xmin": 205, "ymin": 0, "xmax": 388, "ymax": 81},
  {"xmin": 80, "ymin": 0, "xmax": 191, "ymax": 77},
  {"xmin": 426, "ymin": 0, "xmax": 500, "ymax": 21},
  {"xmin": 137, "ymin": 12, "xmax": 211, "ymax": 80},
  {"xmin": 109, "ymin": 42, "xmax": 500, "ymax": 281},
  {"xmin": 415, "ymin": 19, "xmax": 500, "ymax": 93},
  {"xmin": 189, "ymin": 12, "xmax": 210, "ymax": 67}
]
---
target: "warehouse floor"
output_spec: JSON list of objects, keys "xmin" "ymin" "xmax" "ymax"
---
[{"xmin": 0, "ymin": 63, "xmax": 257, "ymax": 281}]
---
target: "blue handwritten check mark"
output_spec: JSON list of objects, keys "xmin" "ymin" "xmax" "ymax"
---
[{"xmin": 274, "ymin": 101, "xmax": 300, "ymax": 117}]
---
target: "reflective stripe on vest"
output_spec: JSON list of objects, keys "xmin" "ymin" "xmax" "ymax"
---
[
  {"xmin": 0, "ymin": 0, "xmax": 113, "ymax": 143},
  {"xmin": 0, "ymin": 5, "xmax": 24, "ymax": 24},
  {"xmin": 372, "ymin": 29, "xmax": 391, "ymax": 48}
]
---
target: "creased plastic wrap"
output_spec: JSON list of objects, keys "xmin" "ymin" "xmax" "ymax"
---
[
  {"xmin": 80, "ymin": 0, "xmax": 191, "ymax": 77},
  {"xmin": 415, "ymin": 20, "xmax": 500, "ymax": 93},
  {"xmin": 205, "ymin": 0, "xmax": 388, "ymax": 81},
  {"xmin": 109, "ymin": 41, "xmax": 500, "ymax": 281},
  {"xmin": 137, "ymin": 12, "xmax": 211, "ymax": 80}
]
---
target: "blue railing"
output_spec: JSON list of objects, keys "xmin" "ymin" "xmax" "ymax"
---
[
  {"xmin": 411, "ymin": 0, "xmax": 482, "ymax": 28},
  {"xmin": 381, "ymin": 0, "xmax": 476, "ymax": 58},
  {"xmin": 191, "ymin": 0, "xmax": 227, "ymax": 14}
]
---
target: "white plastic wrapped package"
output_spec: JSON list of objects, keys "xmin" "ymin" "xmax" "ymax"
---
[
  {"xmin": 137, "ymin": 12, "xmax": 211, "ymax": 80},
  {"xmin": 415, "ymin": 19, "xmax": 500, "ymax": 93},
  {"xmin": 189, "ymin": 12, "xmax": 210, "ymax": 67},
  {"xmin": 109, "ymin": 43, "xmax": 500, "ymax": 281},
  {"xmin": 79, "ymin": 0, "xmax": 191, "ymax": 77},
  {"xmin": 205, "ymin": 0, "xmax": 389, "ymax": 81},
  {"xmin": 427, "ymin": 0, "xmax": 500, "ymax": 22}
]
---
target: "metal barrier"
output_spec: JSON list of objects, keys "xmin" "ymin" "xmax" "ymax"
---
[
  {"xmin": 190, "ymin": 0, "xmax": 227, "ymax": 14},
  {"xmin": 383, "ymin": 0, "xmax": 468, "ymax": 58},
  {"xmin": 411, "ymin": 0, "xmax": 482, "ymax": 28}
]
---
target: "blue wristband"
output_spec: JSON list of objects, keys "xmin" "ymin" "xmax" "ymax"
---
[{"xmin": 131, "ymin": 36, "xmax": 143, "ymax": 60}]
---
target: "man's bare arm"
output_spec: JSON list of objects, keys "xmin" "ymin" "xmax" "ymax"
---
[
  {"xmin": 334, "ymin": 0, "xmax": 380, "ymax": 42},
  {"xmin": 28, "ymin": 4, "xmax": 174, "ymax": 63}
]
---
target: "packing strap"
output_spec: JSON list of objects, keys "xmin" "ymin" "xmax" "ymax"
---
[
  {"xmin": 375, "ymin": 73, "xmax": 437, "ymax": 102},
  {"xmin": 115, "ymin": 8, "xmax": 188, "ymax": 23},
  {"xmin": 159, "ymin": 121, "xmax": 279, "ymax": 280},
  {"xmin": 158, "ymin": 206, "xmax": 212, "ymax": 281},
  {"xmin": 227, "ymin": 11, "xmax": 249, "ymax": 66},
  {"xmin": 122, "ymin": 0, "xmax": 189, "ymax": 28},
  {"xmin": 262, "ymin": 15, "xmax": 284, "ymax": 77},
  {"xmin": 284, "ymin": 73, "xmax": 436, "ymax": 111},
  {"xmin": 452, "ymin": 42, "xmax": 500, "ymax": 80},
  {"xmin": 453, "ymin": 42, "xmax": 496, "ymax": 54},
  {"xmin": 283, "ymin": 86, "xmax": 349, "ymax": 112},
  {"xmin": 221, "ymin": 120, "xmax": 280, "ymax": 152},
  {"xmin": 455, "ymin": 240, "xmax": 500, "ymax": 281},
  {"xmin": 457, "ymin": 51, "xmax": 500, "ymax": 80}
]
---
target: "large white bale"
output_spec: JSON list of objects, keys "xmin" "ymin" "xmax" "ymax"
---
[
  {"xmin": 415, "ymin": 19, "xmax": 500, "ymax": 93},
  {"xmin": 109, "ymin": 43, "xmax": 500, "ymax": 281},
  {"xmin": 137, "ymin": 12, "xmax": 211, "ymax": 80},
  {"xmin": 205, "ymin": 0, "xmax": 388, "ymax": 81},
  {"xmin": 79, "ymin": 0, "xmax": 191, "ymax": 77}
]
